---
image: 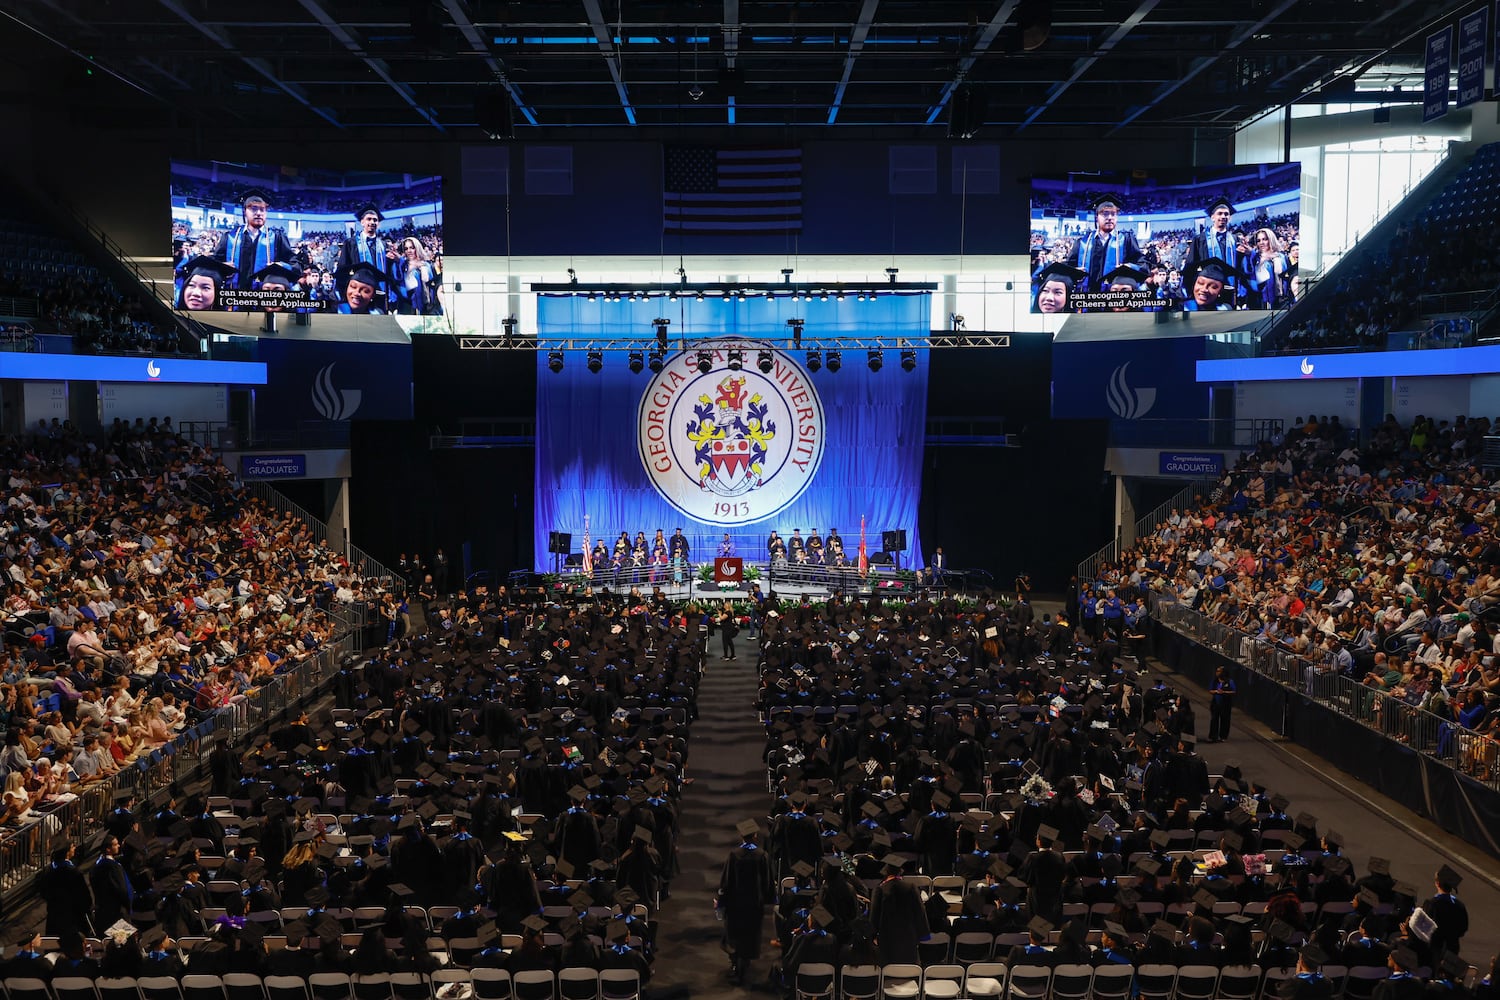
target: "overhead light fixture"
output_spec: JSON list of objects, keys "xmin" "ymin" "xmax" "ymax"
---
[
  {"xmin": 653, "ymin": 317, "xmax": 670, "ymax": 351},
  {"xmin": 826, "ymin": 350, "xmax": 842, "ymax": 373},
  {"xmin": 857, "ymin": 292, "xmax": 866, "ymax": 302},
  {"xmin": 676, "ymin": 265, "xmax": 688, "ymax": 284},
  {"xmin": 737, "ymin": 290, "xmax": 747, "ymax": 302},
  {"xmin": 950, "ymin": 313, "xmax": 966, "ymax": 331},
  {"xmin": 867, "ymin": 350, "xmax": 883, "ymax": 372},
  {"xmin": 787, "ymin": 317, "xmax": 804, "ymax": 349},
  {"xmin": 727, "ymin": 349, "xmax": 743, "ymax": 371},
  {"xmin": 781, "ymin": 268, "xmax": 794, "ymax": 283},
  {"xmin": 696, "ymin": 350, "xmax": 713, "ymax": 374},
  {"xmin": 586, "ymin": 351, "xmax": 604, "ymax": 374},
  {"xmin": 819, "ymin": 291, "xmax": 829, "ymax": 302},
  {"xmin": 647, "ymin": 351, "xmax": 665, "ymax": 373},
  {"xmin": 695, "ymin": 291, "xmax": 706, "ymax": 302},
  {"xmin": 722, "ymin": 290, "xmax": 732, "ymax": 302},
  {"xmin": 501, "ymin": 315, "xmax": 519, "ymax": 345},
  {"xmin": 836, "ymin": 291, "xmax": 845, "ymax": 301},
  {"xmin": 586, "ymin": 292, "xmax": 597, "ymax": 302},
  {"xmin": 757, "ymin": 349, "xmax": 774, "ymax": 373},
  {"xmin": 547, "ymin": 351, "xmax": 565, "ymax": 374},
  {"xmin": 627, "ymin": 351, "xmax": 644, "ymax": 374},
  {"xmin": 886, "ymin": 267, "xmax": 900, "ymax": 284},
  {"xmin": 806, "ymin": 350, "xmax": 822, "ymax": 372},
  {"xmin": 900, "ymin": 349, "xmax": 917, "ymax": 372}
]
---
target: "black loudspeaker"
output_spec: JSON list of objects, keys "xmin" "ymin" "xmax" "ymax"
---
[
  {"xmin": 475, "ymin": 87, "xmax": 515, "ymax": 140},
  {"xmin": 882, "ymin": 530, "xmax": 907, "ymax": 552},
  {"xmin": 548, "ymin": 531, "xmax": 572, "ymax": 555}
]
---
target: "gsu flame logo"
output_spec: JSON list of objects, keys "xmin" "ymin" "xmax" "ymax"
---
[
  {"xmin": 1105, "ymin": 362, "xmax": 1156, "ymax": 419},
  {"xmin": 311, "ymin": 363, "xmax": 362, "ymax": 421}
]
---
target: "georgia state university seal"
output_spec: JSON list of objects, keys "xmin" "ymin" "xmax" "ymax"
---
[{"xmin": 637, "ymin": 341, "xmax": 824, "ymax": 526}]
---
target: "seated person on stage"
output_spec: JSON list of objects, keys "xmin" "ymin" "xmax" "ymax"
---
[{"xmin": 806, "ymin": 530, "xmax": 824, "ymax": 565}]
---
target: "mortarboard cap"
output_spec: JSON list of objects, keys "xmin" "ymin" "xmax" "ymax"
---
[
  {"xmin": 304, "ymin": 887, "xmax": 330, "ymax": 908},
  {"xmin": 1205, "ymin": 195, "xmax": 1235, "ymax": 215},
  {"xmin": 180, "ymin": 255, "xmax": 237, "ymax": 284},
  {"xmin": 1437, "ymin": 863, "xmax": 1463, "ymax": 888},
  {"xmin": 736, "ymin": 819, "xmax": 760, "ymax": 838},
  {"xmin": 1103, "ymin": 920, "xmax": 1130, "ymax": 940},
  {"xmin": 1089, "ymin": 193, "xmax": 1124, "ymax": 212},
  {"xmin": 355, "ymin": 203, "xmax": 385, "ymax": 222},
  {"xmin": 1184, "ymin": 256, "xmax": 1235, "ymax": 289},
  {"xmin": 1027, "ymin": 916, "xmax": 1054, "ymax": 937},
  {"xmin": 1102, "ymin": 264, "xmax": 1146, "ymax": 290},
  {"xmin": 1368, "ymin": 857, "xmax": 1391, "ymax": 876},
  {"xmin": 1034, "ymin": 261, "xmax": 1086, "ymax": 291},
  {"xmin": 1392, "ymin": 946, "xmax": 1419, "ymax": 971},
  {"xmin": 1037, "ymin": 824, "xmax": 1059, "ymax": 845},
  {"xmin": 1299, "ymin": 943, "xmax": 1328, "ymax": 967}
]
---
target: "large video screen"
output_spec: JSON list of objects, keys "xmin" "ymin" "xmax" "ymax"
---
[
  {"xmin": 1029, "ymin": 162, "xmax": 1300, "ymax": 315},
  {"xmin": 170, "ymin": 159, "xmax": 444, "ymax": 317}
]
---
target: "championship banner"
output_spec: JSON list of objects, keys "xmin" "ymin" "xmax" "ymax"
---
[
  {"xmin": 1424, "ymin": 25, "xmax": 1453, "ymax": 123},
  {"xmin": 534, "ymin": 295, "xmax": 929, "ymax": 568}
]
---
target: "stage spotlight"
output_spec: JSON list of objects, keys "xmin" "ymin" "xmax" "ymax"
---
[
  {"xmin": 547, "ymin": 351, "xmax": 565, "ymax": 373},
  {"xmin": 696, "ymin": 350, "xmax": 713, "ymax": 374},
  {"xmin": 819, "ymin": 291, "xmax": 829, "ymax": 302},
  {"xmin": 900, "ymin": 349, "xmax": 917, "ymax": 372},
  {"xmin": 806, "ymin": 350, "xmax": 822, "ymax": 372},
  {"xmin": 826, "ymin": 350, "xmax": 843, "ymax": 373},
  {"xmin": 627, "ymin": 351, "xmax": 644, "ymax": 374},
  {"xmin": 722, "ymin": 290, "xmax": 733, "ymax": 302},
  {"xmin": 757, "ymin": 349, "xmax": 774, "ymax": 373},
  {"xmin": 836, "ymin": 291, "xmax": 845, "ymax": 301},
  {"xmin": 586, "ymin": 351, "xmax": 604, "ymax": 374},
  {"xmin": 857, "ymin": 292, "xmax": 866, "ymax": 302},
  {"xmin": 727, "ymin": 349, "xmax": 743, "ymax": 371},
  {"xmin": 696, "ymin": 291, "xmax": 706, "ymax": 302},
  {"xmin": 586, "ymin": 292, "xmax": 597, "ymax": 302},
  {"xmin": 737, "ymin": 290, "xmax": 747, "ymax": 302},
  {"xmin": 867, "ymin": 350, "xmax": 883, "ymax": 372},
  {"xmin": 647, "ymin": 351, "xmax": 665, "ymax": 373},
  {"xmin": 787, "ymin": 318, "xmax": 804, "ymax": 349}
]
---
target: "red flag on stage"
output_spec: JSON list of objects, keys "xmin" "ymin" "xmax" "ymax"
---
[{"xmin": 858, "ymin": 515, "xmax": 868, "ymax": 577}]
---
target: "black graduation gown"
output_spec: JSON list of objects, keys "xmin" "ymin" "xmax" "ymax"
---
[
  {"xmin": 720, "ymin": 844, "xmax": 774, "ymax": 960},
  {"xmin": 870, "ymin": 875, "xmax": 929, "ymax": 965},
  {"xmin": 37, "ymin": 860, "xmax": 92, "ymax": 938}
]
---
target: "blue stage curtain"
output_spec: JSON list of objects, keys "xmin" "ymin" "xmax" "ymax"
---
[{"xmin": 534, "ymin": 295, "xmax": 929, "ymax": 569}]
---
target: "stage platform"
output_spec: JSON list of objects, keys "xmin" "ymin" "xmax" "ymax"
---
[{"xmin": 519, "ymin": 561, "xmax": 994, "ymax": 602}]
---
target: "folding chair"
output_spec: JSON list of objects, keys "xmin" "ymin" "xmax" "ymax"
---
[
  {"xmin": 840, "ymin": 965, "xmax": 882, "ymax": 1000},
  {"xmin": 350, "ymin": 975, "xmax": 391, "ymax": 1000},
  {"xmin": 556, "ymin": 969, "xmax": 597, "ymax": 1000},
  {"xmin": 53, "ymin": 979, "xmax": 102, "ymax": 1000},
  {"xmin": 1216, "ymin": 965, "xmax": 1261, "ymax": 1000},
  {"xmin": 307, "ymin": 975, "xmax": 353, "ymax": 1000},
  {"xmin": 597, "ymin": 970, "xmax": 638, "ymax": 1000},
  {"xmin": 1089, "ymin": 964, "xmax": 1134, "ymax": 1000},
  {"xmin": 1342, "ymin": 966, "xmax": 1389, "ymax": 1000},
  {"xmin": 469, "ymin": 969, "xmax": 513, "ymax": 1000},
  {"xmin": 181, "ymin": 976, "xmax": 227, "ymax": 1000},
  {"xmin": 961, "ymin": 962, "xmax": 1007, "ymax": 998},
  {"xmin": 431, "ymin": 970, "xmax": 473, "ymax": 1000},
  {"xmin": 953, "ymin": 933, "xmax": 994, "ymax": 966},
  {"xmin": 137, "ymin": 979, "xmax": 186, "ymax": 1000},
  {"xmin": 920, "ymin": 965, "xmax": 964, "ymax": 1000},
  {"xmin": 1134, "ymin": 964, "xmax": 1177, "ymax": 1000},
  {"xmin": 512, "ymin": 970, "xmax": 555, "ymax": 1000},
  {"xmin": 919, "ymin": 934, "xmax": 952, "ymax": 966},
  {"xmin": 1048, "ymin": 964, "xmax": 1093, "ymax": 1000},
  {"xmin": 5, "ymin": 979, "xmax": 55, "ymax": 1000},
  {"xmin": 1174, "ymin": 964, "xmax": 1219, "ymax": 1000},
  {"xmin": 222, "ymin": 976, "xmax": 265, "ymax": 1000},
  {"xmin": 263, "ymin": 978, "xmax": 311, "ymax": 1000},
  {"xmin": 880, "ymin": 964, "xmax": 922, "ymax": 1000},
  {"xmin": 389, "ymin": 975, "xmax": 429, "ymax": 1000},
  {"xmin": 96, "ymin": 978, "xmax": 143, "ymax": 1000},
  {"xmin": 1004, "ymin": 964, "xmax": 1050, "ymax": 1000},
  {"xmin": 1259, "ymin": 968, "xmax": 1296, "ymax": 1000},
  {"xmin": 792, "ymin": 963, "xmax": 834, "ymax": 1000}
]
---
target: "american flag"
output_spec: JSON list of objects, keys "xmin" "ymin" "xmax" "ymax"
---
[
  {"xmin": 663, "ymin": 146, "xmax": 803, "ymax": 236},
  {"xmin": 581, "ymin": 514, "xmax": 592, "ymax": 575}
]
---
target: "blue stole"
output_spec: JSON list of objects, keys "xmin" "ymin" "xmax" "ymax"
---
[
  {"xmin": 226, "ymin": 227, "xmax": 275, "ymax": 288},
  {"xmin": 1076, "ymin": 234, "xmax": 1121, "ymax": 292}
]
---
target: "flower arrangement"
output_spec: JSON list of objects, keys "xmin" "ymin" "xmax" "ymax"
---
[{"xmin": 1020, "ymin": 774, "xmax": 1054, "ymax": 801}]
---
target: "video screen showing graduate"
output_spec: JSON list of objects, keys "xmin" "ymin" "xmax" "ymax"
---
[
  {"xmin": 170, "ymin": 159, "xmax": 444, "ymax": 317},
  {"xmin": 1028, "ymin": 162, "xmax": 1301, "ymax": 315}
]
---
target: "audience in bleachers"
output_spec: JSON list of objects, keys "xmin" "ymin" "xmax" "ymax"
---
[
  {"xmin": 1265, "ymin": 142, "xmax": 1500, "ymax": 355},
  {"xmin": 0, "ymin": 418, "xmax": 377, "ymax": 799}
]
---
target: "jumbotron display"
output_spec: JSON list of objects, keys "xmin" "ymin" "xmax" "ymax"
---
[
  {"xmin": 169, "ymin": 159, "xmax": 444, "ymax": 317},
  {"xmin": 1029, "ymin": 162, "xmax": 1301, "ymax": 315}
]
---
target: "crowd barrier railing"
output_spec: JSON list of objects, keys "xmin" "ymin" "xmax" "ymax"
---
[
  {"xmin": 0, "ymin": 630, "xmax": 355, "ymax": 913},
  {"xmin": 1151, "ymin": 594, "xmax": 1497, "ymax": 788},
  {"xmin": 246, "ymin": 481, "xmax": 404, "ymax": 597}
]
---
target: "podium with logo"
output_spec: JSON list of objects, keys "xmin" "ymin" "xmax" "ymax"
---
[{"xmin": 714, "ymin": 557, "xmax": 744, "ymax": 587}]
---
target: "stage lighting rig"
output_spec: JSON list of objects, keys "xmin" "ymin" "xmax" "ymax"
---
[
  {"xmin": 501, "ymin": 315, "xmax": 518, "ymax": 345},
  {"xmin": 547, "ymin": 351, "xmax": 564, "ymax": 373},
  {"xmin": 696, "ymin": 350, "xmax": 713, "ymax": 374},
  {"xmin": 727, "ymin": 349, "xmax": 743, "ymax": 371},
  {"xmin": 787, "ymin": 318, "xmax": 804, "ymax": 349},
  {"xmin": 652, "ymin": 317, "xmax": 670, "ymax": 351},
  {"xmin": 627, "ymin": 351, "xmax": 644, "ymax": 374},
  {"xmin": 806, "ymin": 350, "xmax": 822, "ymax": 372},
  {"xmin": 586, "ymin": 351, "xmax": 603, "ymax": 373},
  {"xmin": 757, "ymin": 349, "xmax": 774, "ymax": 373},
  {"xmin": 647, "ymin": 351, "xmax": 665, "ymax": 373},
  {"xmin": 900, "ymin": 349, "xmax": 917, "ymax": 372},
  {"xmin": 867, "ymin": 350, "xmax": 883, "ymax": 372},
  {"xmin": 826, "ymin": 350, "xmax": 842, "ymax": 373}
]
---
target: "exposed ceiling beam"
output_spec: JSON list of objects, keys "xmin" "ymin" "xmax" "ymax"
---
[
  {"xmin": 924, "ymin": 0, "xmax": 1021, "ymax": 126},
  {"xmin": 156, "ymin": 0, "xmax": 341, "ymax": 127},
  {"xmin": 580, "ymin": 0, "xmax": 637, "ymax": 124},
  {"xmin": 1, "ymin": 6, "xmax": 163, "ymax": 104},
  {"xmin": 828, "ymin": 0, "xmax": 880, "ymax": 125},
  {"xmin": 294, "ymin": 0, "xmax": 445, "ymax": 131},
  {"xmin": 441, "ymin": 0, "xmax": 538, "ymax": 126},
  {"xmin": 1106, "ymin": 0, "xmax": 1299, "ymax": 135},
  {"xmin": 1016, "ymin": 0, "xmax": 1160, "ymax": 132}
]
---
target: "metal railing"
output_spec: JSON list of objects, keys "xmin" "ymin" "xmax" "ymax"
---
[
  {"xmin": 246, "ymin": 481, "xmax": 404, "ymax": 597},
  {"xmin": 0, "ymin": 634, "xmax": 354, "ymax": 911},
  {"xmin": 0, "ymin": 296, "xmax": 41, "ymax": 320},
  {"xmin": 1152, "ymin": 595, "xmax": 1497, "ymax": 789},
  {"xmin": 1077, "ymin": 479, "xmax": 1209, "ymax": 586}
]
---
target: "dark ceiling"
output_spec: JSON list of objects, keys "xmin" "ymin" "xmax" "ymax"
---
[{"xmin": 2, "ymin": 0, "xmax": 1471, "ymax": 137}]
